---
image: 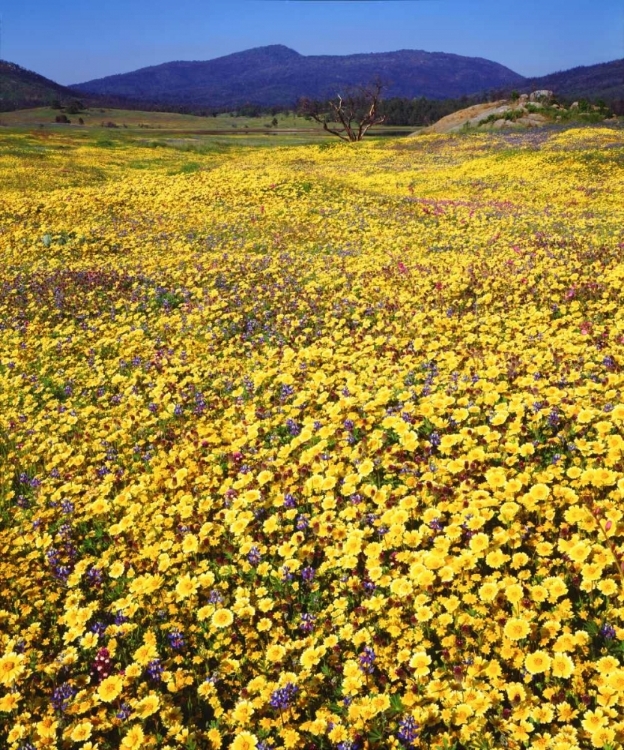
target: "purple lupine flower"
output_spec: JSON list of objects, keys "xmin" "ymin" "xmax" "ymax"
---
[
  {"xmin": 604, "ymin": 403, "xmax": 614, "ymax": 413},
  {"xmin": 60, "ymin": 499, "xmax": 74, "ymax": 514},
  {"xmin": 114, "ymin": 611, "xmax": 129, "ymax": 626},
  {"xmin": 313, "ymin": 421, "xmax": 322, "ymax": 432},
  {"xmin": 397, "ymin": 715, "xmax": 419, "ymax": 748},
  {"xmin": 286, "ymin": 418, "xmax": 301, "ymax": 436},
  {"xmin": 146, "ymin": 659, "xmax": 163, "ymax": 682},
  {"xmin": 168, "ymin": 630, "xmax": 185, "ymax": 650},
  {"xmin": 270, "ymin": 682, "xmax": 298, "ymax": 709},
  {"xmin": 90, "ymin": 621, "xmax": 107, "ymax": 636},
  {"xmin": 54, "ymin": 564, "xmax": 71, "ymax": 581},
  {"xmin": 283, "ymin": 493, "xmax": 297, "ymax": 509},
  {"xmin": 86, "ymin": 567, "xmax": 103, "ymax": 587},
  {"xmin": 296, "ymin": 514, "xmax": 309, "ymax": 531},
  {"xmin": 343, "ymin": 419, "xmax": 354, "ymax": 431},
  {"xmin": 46, "ymin": 548, "xmax": 60, "ymax": 566},
  {"xmin": 359, "ymin": 646, "xmax": 376, "ymax": 674},
  {"xmin": 173, "ymin": 404, "xmax": 183, "ymax": 417},
  {"xmin": 116, "ymin": 702, "xmax": 132, "ymax": 720},
  {"xmin": 547, "ymin": 409, "xmax": 560, "ymax": 427},
  {"xmin": 194, "ymin": 392, "xmax": 207, "ymax": 414},
  {"xmin": 601, "ymin": 624, "xmax": 616, "ymax": 640},
  {"xmin": 301, "ymin": 566, "xmax": 315, "ymax": 584},
  {"xmin": 280, "ymin": 384, "xmax": 295, "ymax": 400},
  {"xmin": 603, "ymin": 355, "xmax": 616, "ymax": 369},
  {"xmin": 281, "ymin": 565, "xmax": 293, "ymax": 583},
  {"xmin": 363, "ymin": 580, "xmax": 376, "ymax": 595},
  {"xmin": 247, "ymin": 546, "xmax": 262, "ymax": 565},
  {"xmin": 299, "ymin": 614, "xmax": 315, "ymax": 633},
  {"xmin": 429, "ymin": 431, "xmax": 441, "ymax": 448},
  {"xmin": 51, "ymin": 682, "xmax": 76, "ymax": 712}
]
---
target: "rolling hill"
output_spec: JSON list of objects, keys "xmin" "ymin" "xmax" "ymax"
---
[
  {"xmin": 525, "ymin": 58, "xmax": 624, "ymax": 101},
  {"xmin": 71, "ymin": 45, "xmax": 526, "ymax": 107},
  {"xmin": 0, "ymin": 60, "xmax": 77, "ymax": 111}
]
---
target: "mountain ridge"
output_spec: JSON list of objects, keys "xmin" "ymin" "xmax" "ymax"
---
[
  {"xmin": 525, "ymin": 58, "xmax": 624, "ymax": 101},
  {"xmin": 0, "ymin": 60, "xmax": 76, "ymax": 110},
  {"xmin": 2, "ymin": 48, "xmax": 622, "ymax": 115},
  {"xmin": 70, "ymin": 45, "xmax": 525, "ymax": 107}
]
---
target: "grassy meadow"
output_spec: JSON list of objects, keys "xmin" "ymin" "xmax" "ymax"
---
[
  {"xmin": 0, "ymin": 106, "xmax": 416, "ymax": 136},
  {"xmin": 0, "ymin": 107, "xmax": 318, "ymax": 130},
  {"xmin": 1, "ymin": 119, "xmax": 624, "ymax": 750}
]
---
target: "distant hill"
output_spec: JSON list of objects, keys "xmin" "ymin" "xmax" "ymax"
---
[
  {"xmin": 71, "ymin": 45, "xmax": 525, "ymax": 107},
  {"xmin": 524, "ymin": 58, "xmax": 624, "ymax": 102},
  {"xmin": 0, "ymin": 60, "xmax": 76, "ymax": 111}
]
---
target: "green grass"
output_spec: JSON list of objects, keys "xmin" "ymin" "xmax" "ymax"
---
[
  {"xmin": 0, "ymin": 106, "xmax": 416, "ymax": 140},
  {"xmin": 0, "ymin": 106, "xmax": 323, "ymax": 131}
]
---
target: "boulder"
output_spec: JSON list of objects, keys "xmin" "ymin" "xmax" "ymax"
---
[
  {"xmin": 517, "ymin": 113, "xmax": 549, "ymax": 126},
  {"xmin": 529, "ymin": 90, "xmax": 554, "ymax": 102},
  {"xmin": 415, "ymin": 96, "xmax": 555, "ymax": 136},
  {"xmin": 419, "ymin": 101, "xmax": 509, "ymax": 133}
]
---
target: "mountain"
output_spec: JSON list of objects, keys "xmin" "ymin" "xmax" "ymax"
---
[
  {"xmin": 71, "ymin": 45, "xmax": 525, "ymax": 107},
  {"xmin": 524, "ymin": 58, "xmax": 624, "ymax": 101},
  {"xmin": 0, "ymin": 60, "xmax": 76, "ymax": 111}
]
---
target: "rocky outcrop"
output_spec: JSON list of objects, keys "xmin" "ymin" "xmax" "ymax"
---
[
  {"xmin": 529, "ymin": 89, "xmax": 554, "ymax": 102},
  {"xmin": 417, "ymin": 91, "xmax": 568, "ymax": 134}
]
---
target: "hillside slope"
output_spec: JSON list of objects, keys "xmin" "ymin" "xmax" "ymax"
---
[
  {"xmin": 525, "ymin": 58, "xmax": 624, "ymax": 101},
  {"xmin": 0, "ymin": 60, "xmax": 76, "ymax": 110},
  {"xmin": 72, "ymin": 45, "xmax": 525, "ymax": 106}
]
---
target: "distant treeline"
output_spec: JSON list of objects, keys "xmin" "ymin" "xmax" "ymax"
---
[
  {"xmin": 3, "ymin": 91, "xmax": 622, "ymax": 122},
  {"xmin": 232, "ymin": 96, "xmax": 495, "ymax": 126}
]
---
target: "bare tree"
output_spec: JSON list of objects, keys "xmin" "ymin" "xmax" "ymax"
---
[{"xmin": 298, "ymin": 79, "xmax": 386, "ymax": 142}]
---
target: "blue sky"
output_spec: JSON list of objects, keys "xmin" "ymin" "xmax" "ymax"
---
[{"xmin": 2, "ymin": 0, "xmax": 623, "ymax": 84}]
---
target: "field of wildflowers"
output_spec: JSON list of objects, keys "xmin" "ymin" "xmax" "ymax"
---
[{"xmin": 1, "ymin": 124, "xmax": 624, "ymax": 750}]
